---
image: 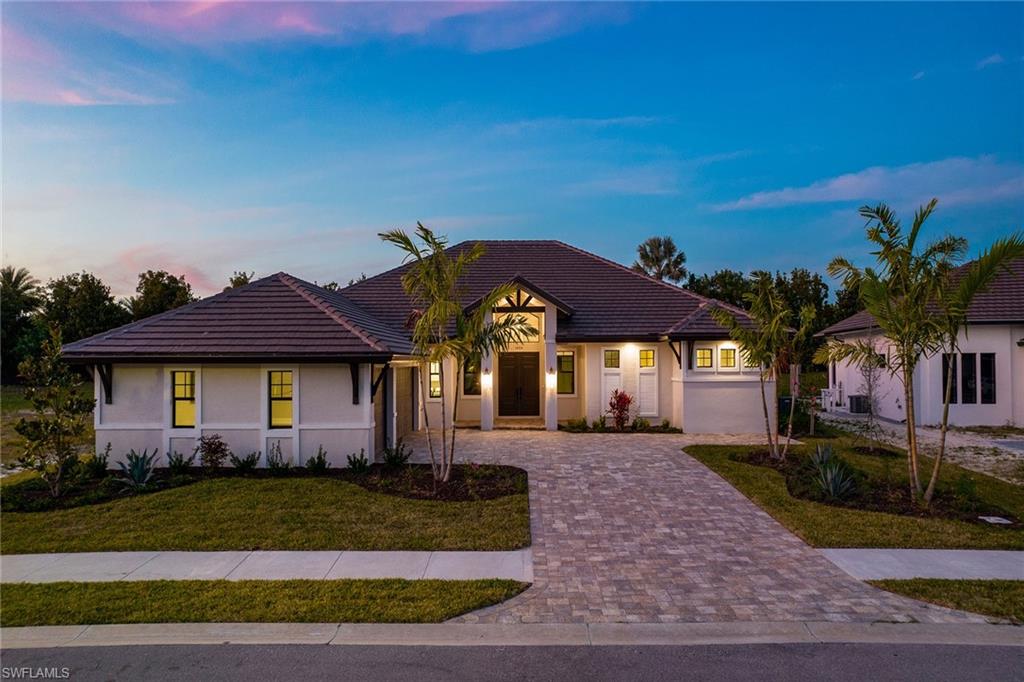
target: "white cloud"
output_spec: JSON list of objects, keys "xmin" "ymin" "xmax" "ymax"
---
[
  {"xmin": 492, "ymin": 116, "xmax": 665, "ymax": 135},
  {"xmin": 709, "ymin": 156, "xmax": 1024, "ymax": 212},
  {"xmin": 976, "ymin": 53, "xmax": 1005, "ymax": 70},
  {"xmin": 912, "ymin": 71, "xmax": 926, "ymax": 80}
]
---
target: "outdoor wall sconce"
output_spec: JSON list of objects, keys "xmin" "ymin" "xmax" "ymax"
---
[
  {"xmin": 481, "ymin": 368, "xmax": 493, "ymax": 390},
  {"xmin": 545, "ymin": 367, "xmax": 557, "ymax": 390}
]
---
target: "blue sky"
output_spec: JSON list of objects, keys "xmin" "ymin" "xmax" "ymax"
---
[{"xmin": 3, "ymin": 2, "xmax": 1022, "ymax": 297}]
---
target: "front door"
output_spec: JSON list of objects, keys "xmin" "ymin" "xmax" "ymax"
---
[{"xmin": 498, "ymin": 352, "xmax": 540, "ymax": 416}]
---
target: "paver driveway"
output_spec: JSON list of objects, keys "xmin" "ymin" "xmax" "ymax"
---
[{"xmin": 408, "ymin": 430, "xmax": 984, "ymax": 624}]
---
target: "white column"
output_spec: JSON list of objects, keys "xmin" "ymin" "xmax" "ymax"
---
[
  {"xmin": 480, "ymin": 311, "xmax": 495, "ymax": 431},
  {"xmin": 543, "ymin": 302, "xmax": 558, "ymax": 431}
]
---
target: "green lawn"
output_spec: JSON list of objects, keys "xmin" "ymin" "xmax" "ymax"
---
[
  {"xmin": 0, "ymin": 579, "xmax": 527, "ymax": 627},
  {"xmin": 0, "ymin": 477, "xmax": 530, "ymax": 554},
  {"xmin": 685, "ymin": 438, "xmax": 1023, "ymax": 549},
  {"xmin": 1, "ymin": 383, "xmax": 96, "ymax": 464},
  {"xmin": 870, "ymin": 579, "xmax": 1023, "ymax": 623}
]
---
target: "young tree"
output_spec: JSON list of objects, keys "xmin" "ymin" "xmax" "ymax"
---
[
  {"xmin": 632, "ymin": 236, "xmax": 687, "ymax": 283},
  {"xmin": 126, "ymin": 270, "xmax": 197, "ymax": 320},
  {"xmin": 15, "ymin": 327, "xmax": 96, "ymax": 497},
  {"xmin": 41, "ymin": 272, "xmax": 130, "ymax": 343},
  {"xmin": 379, "ymin": 224, "xmax": 534, "ymax": 484},
  {"xmin": 925, "ymin": 235, "xmax": 1024, "ymax": 504},
  {"xmin": 815, "ymin": 199, "xmax": 963, "ymax": 503},
  {"xmin": 711, "ymin": 273, "xmax": 793, "ymax": 460},
  {"xmin": 0, "ymin": 266, "xmax": 43, "ymax": 383},
  {"xmin": 224, "ymin": 271, "xmax": 255, "ymax": 290}
]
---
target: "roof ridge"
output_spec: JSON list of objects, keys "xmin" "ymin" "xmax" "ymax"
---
[
  {"xmin": 550, "ymin": 240, "xmax": 708, "ymax": 301},
  {"xmin": 278, "ymin": 274, "xmax": 387, "ymax": 353}
]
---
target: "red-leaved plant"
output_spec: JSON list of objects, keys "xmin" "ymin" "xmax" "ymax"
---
[{"xmin": 607, "ymin": 390, "xmax": 634, "ymax": 431}]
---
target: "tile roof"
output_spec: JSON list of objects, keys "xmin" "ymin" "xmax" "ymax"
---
[
  {"xmin": 818, "ymin": 256, "xmax": 1024, "ymax": 337},
  {"xmin": 343, "ymin": 240, "xmax": 752, "ymax": 341},
  {"xmin": 62, "ymin": 273, "xmax": 413, "ymax": 362}
]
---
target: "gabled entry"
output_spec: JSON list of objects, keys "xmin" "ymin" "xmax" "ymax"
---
[{"xmin": 498, "ymin": 352, "xmax": 540, "ymax": 416}]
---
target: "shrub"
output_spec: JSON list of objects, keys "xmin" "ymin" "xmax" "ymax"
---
[
  {"xmin": 564, "ymin": 418, "xmax": 589, "ymax": 433},
  {"xmin": 659, "ymin": 419, "xmax": 672, "ymax": 431},
  {"xmin": 809, "ymin": 444, "xmax": 855, "ymax": 501},
  {"xmin": 195, "ymin": 434, "xmax": 230, "ymax": 470},
  {"xmin": 266, "ymin": 442, "xmax": 291, "ymax": 474},
  {"xmin": 607, "ymin": 389, "xmax": 634, "ymax": 431},
  {"xmin": 305, "ymin": 446, "xmax": 330, "ymax": 474},
  {"xmin": 82, "ymin": 444, "xmax": 112, "ymax": 479},
  {"xmin": 631, "ymin": 417, "xmax": 651, "ymax": 431},
  {"xmin": 381, "ymin": 441, "xmax": 410, "ymax": 468},
  {"xmin": 229, "ymin": 451, "xmax": 261, "ymax": 472},
  {"xmin": 166, "ymin": 451, "xmax": 195, "ymax": 475},
  {"xmin": 347, "ymin": 448, "xmax": 370, "ymax": 474},
  {"xmin": 117, "ymin": 449, "xmax": 158, "ymax": 492},
  {"xmin": 592, "ymin": 415, "xmax": 607, "ymax": 432}
]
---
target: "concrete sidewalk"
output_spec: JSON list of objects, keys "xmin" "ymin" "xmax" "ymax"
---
[
  {"xmin": 0, "ymin": 549, "xmax": 533, "ymax": 584},
  {"xmin": 1, "ymin": 621, "xmax": 1021, "ymax": 650},
  {"xmin": 823, "ymin": 549, "xmax": 1023, "ymax": 580}
]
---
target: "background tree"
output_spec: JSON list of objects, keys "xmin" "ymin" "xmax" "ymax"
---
[
  {"xmin": 815, "ymin": 199, "xmax": 962, "ymax": 503},
  {"xmin": 632, "ymin": 236, "xmax": 687, "ymax": 283},
  {"xmin": 685, "ymin": 269, "xmax": 752, "ymax": 307},
  {"xmin": 224, "ymin": 271, "xmax": 255, "ymax": 290},
  {"xmin": 1, "ymin": 266, "xmax": 43, "ymax": 383},
  {"xmin": 41, "ymin": 272, "xmax": 130, "ymax": 343},
  {"xmin": 15, "ymin": 327, "xmax": 96, "ymax": 497},
  {"xmin": 926, "ymin": 235, "xmax": 1024, "ymax": 505},
  {"xmin": 347, "ymin": 273, "xmax": 368, "ymax": 286},
  {"xmin": 126, "ymin": 270, "xmax": 197, "ymax": 320}
]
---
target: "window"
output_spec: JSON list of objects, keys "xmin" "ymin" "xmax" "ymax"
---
[
  {"xmin": 695, "ymin": 348, "xmax": 713, "ymax": 369},
  {"xmin": 941, "ymin": 354, "xmax": 957, "ymax": 404},
  {"xmin": 268, "ymin": 370, "xmax": 293, "ymax": 428},
  {"xmin": 639, "ymin": 349, "xmax": 655, "ymax": 368},
  {"xmin": 171, "ymin": 371, "xmax": 196, "ymax": 428},
  {"xmin": 557, "ymin": 351, "xmax": 575, "ymax": 394},
  {"xmin": 463, "ymin": 356, "xmax": 481, "ymax": 396},
  {"xmin": 604, "ymin": 350, "xmax": 620, "ymax": 369},
  {"xmin": 743, "ymin": 348, "xmax": 759, "ymax": 369},
  {"xmin": 961, "ymin": 353, "xmax": 977, "ymax": 404},
  {"xmin": 720, "ymin": 348, "xmax": 737, "ymax": 369},
  {"xmin": 981, "ymin": 353, "xmax": 996, "ymax": 404},
  {"xmin": 428, "ymin": 362, "xmax": 442, "ymax": 398}
]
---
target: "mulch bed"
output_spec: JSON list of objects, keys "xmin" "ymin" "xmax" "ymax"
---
[
  {"xmin": 732, "ymin": 450, "xmax": 1020, "ymax": 527},
  {"xmin": 2, "ymin": 463, "xmax": 528, "ymax": 513}
]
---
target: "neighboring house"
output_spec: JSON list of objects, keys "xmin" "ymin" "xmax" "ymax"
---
[
  {"xmin": 817, "ymin": 258, "xmax": 1024, "ymax": 427},
  {"xmin": 63, "ymin": 240, "xmax": 775, "ymax": 466}
]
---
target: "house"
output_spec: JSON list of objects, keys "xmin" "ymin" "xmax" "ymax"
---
[
  {"xmin": 62, "ymin": 240, "xmax": 775, "ymax": 466},
  {"xmin": 817, "ymin": 257, "xmax": 1024, "ymax": 427}
]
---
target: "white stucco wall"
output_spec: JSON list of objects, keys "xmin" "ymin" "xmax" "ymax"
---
[
  {"xmin": 680, "ymin": 340, "xmax": 777, "ymax": 434},
  {"xmin": 94, "ymin": 362, "xmax": 376, "ymax": 467},
  {"xmin": 582, "ymin": 341, "xmax": 676, "ymax": 426}
]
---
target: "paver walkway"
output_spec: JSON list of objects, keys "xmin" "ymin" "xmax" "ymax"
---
[
  {"xmin": 0, "ymin": 550, "xmax": 532, "ymax": 583},
  {"xmin": 823, "ymin": 549, "xmax": 1023, "ymax": 580},
  {"xmin": 406, "ymin": 430, "xmax": 988, "ymax": 624}
]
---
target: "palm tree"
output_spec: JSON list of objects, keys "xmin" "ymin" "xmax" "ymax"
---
[
  {"xmin": 632, "ymin": 236, "xmax": 687, "ymax": 283},
  {"xmin": 379, "ymin": 224, "xmax": 535, "ymax": 484},
  {"xmin": 711, "ymin": 272, "xmax": 793, "ymax": 460},
  {"xmin": 925, "ymin": 235, "xmax": 1024, "ymax": 504},
  {"xmin": 815, "ymin": 199, "xmax": 964, "ymax": 503},
  {"xmin": 0, "ymin": 266, "xmax": 42, "ymax": 312}
]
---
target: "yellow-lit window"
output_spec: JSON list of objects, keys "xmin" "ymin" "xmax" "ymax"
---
[
  {"xmin": 604, "ymin": 350, "xmax": 620, "ymax": 368},
  {"xmin": 720, "ymin": 348, "xmax": 737, "ymax": 368},
  {"xmin": 695, "ymin": 348, "xmax": 713, "ymax": 369},
  {"xmin": 428, "ymin": 362, "xmax": 442, "ymax": 398},
  {"xmin": 171, "ymin": 371, "xmax": 196, "ymax": 427},
  {"xmin": 557, "ymin": 351, "xmax": 575, "ymax": 394},
  {"xmin": 268, "ymin": 370, "xmax": 293, "ymax": 428},
  {"xmin": 639, "ymin": 349, "xmax": 655, "ymax": 368}
]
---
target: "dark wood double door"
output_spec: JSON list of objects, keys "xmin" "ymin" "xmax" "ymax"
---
[{"xmin": 498, "ymin": 352, "xmax": 540, "ymax": 416}]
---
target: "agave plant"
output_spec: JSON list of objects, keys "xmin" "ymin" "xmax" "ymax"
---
[
  {"xmin": 118, "ymin": 449, "xmax": 159, "ymax": 492},
  {"xmin": 809, "ymin": 445, "xmax": 855, "ymax": 501}
]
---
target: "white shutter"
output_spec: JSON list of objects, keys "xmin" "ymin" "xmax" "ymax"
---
[{"xmin": 638, "ymin": 373, "xmax": 658, "ymax": 416}]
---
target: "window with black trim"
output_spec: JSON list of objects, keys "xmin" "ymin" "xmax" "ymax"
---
[
  {"xmin": 171, "ymin": 371, "xmax": 196, "ymax": 428},
  {"xmin": 720, "ymin": 348, "xmax": 737, "ymax": 369},
  {"xmin": 941, "ymin": 354, "xmax": 957, "ymax": 404},
  {"xmin": 604, "ymin": 350, "xmax": 620, "ymax": 369},
  {"xmin": 557, "ymin": 351, "xmax": 575, "ymax": 394},
  {"xmin": 981, "ymin": 353, "xmax": 996, "ymax": 404},
  {"xmin": 268, "ymin": 370, "xmax": 293, "ymax": 428},
  {"xmin": 639, "ymin": 349, "xmax": 655, "ymax": 368},
  {"xmin": 428, "ymin": 362, "xmax": 442, "ymax": 398},
  {"xmin": 463, "ymin": 356, "xmax": 481, "ymax": 396},
  {"xmin": 695, "ymin": 348, "xmax": 713, "ymax": 369},
  {"xmin": 961, "ymin": 353, "xmax": 977, "ymax": 404}
]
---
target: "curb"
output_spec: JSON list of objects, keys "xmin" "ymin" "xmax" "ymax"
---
[{"xmin": 1, "ymin": 621, "xmax": 1021, "ymax": 649}]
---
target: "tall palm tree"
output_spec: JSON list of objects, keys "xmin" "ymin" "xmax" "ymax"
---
[
  {"xmin": 379, "ymin": 224, "xmax": 534, "ymax": 484},
  {"xmin": 926, "ymin": 235, "xmax": 1024, "ymax": 504},
  {"xmin": 0, "ymin": 266, "xmax": 42, "ymax": 313},
  {"xmin": 815, "ymin": 199, "xmax": 964, "ymax": 503},
  {"xmin": 632, "ymin": 236, "xmax": 687, "ymax": 283}
]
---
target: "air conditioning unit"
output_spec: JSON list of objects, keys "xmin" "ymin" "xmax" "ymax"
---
[{"xmin": 848, "ymin": 395, "xmax": 870, "ymax": 414}]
